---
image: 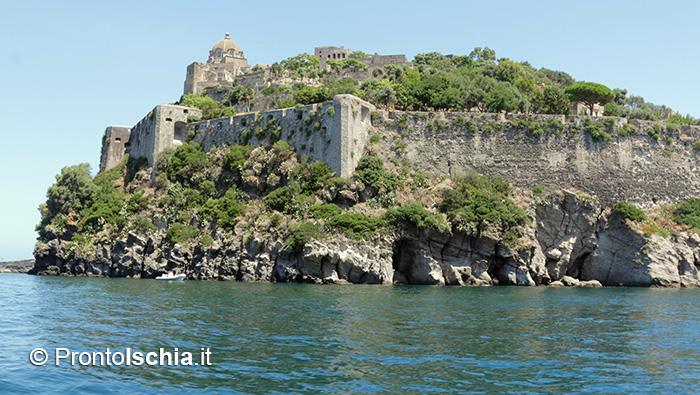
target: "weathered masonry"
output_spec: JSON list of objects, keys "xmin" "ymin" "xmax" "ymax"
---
[
  {"xmin": 99, "ymin": 126, "xmax": 131, "ymax": 173},
  {"xmin": 190, "ymin": 95, "xmax": 375, "ymax": 178},
  {"xmin": 100, "ymin": 95, "xmax": 375, "ymax": 179},
  {"xmin": 101, "ymin": 105, "xmax": 203, "ymax": 172}
]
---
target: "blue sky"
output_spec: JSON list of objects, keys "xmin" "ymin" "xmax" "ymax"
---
[{"xmin": 1, "ymin": 0, "xmax": 698, "ymax": 261}]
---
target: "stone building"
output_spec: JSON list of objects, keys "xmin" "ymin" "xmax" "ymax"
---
[
  {"xmin": 571, "ymin": 101, "xmax": 605, "ymax": 117},
  {"xmin": 315, "ymin": 46, "xmax": 351, "ymax": 61},
  {"xmin": 184, "ymin": 33, "xmax": 251, "ymax": 95},
  {"xmin": 100, "ymin": 105, "xmax": 203, "ymax": 173}
]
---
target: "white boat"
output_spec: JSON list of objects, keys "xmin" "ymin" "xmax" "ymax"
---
[{"xmin": 155, "ymin": 272, "xmax": 186, "ymax": 281}]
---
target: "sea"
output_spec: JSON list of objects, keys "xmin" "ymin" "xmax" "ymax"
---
[{"xmin": 1, "ymin": 273, "xmax": 699, "ymax": 394}]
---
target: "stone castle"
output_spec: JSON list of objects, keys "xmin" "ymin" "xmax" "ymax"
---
[
  {"xmin": 100, "ymin": 34, "xmax": 394, "ymax": 177},
  {"xmin": 100, "ymin": 34, "xmax": 700, "ymax": 206}
]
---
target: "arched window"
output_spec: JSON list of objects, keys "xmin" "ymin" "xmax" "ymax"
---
[{"xmin": 215, "ymin": 49, "xmax": 222, "ymax": 58}]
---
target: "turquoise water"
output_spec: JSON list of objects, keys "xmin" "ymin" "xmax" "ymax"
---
[{"xmin": 1, "ymin": 273, "xmax": 699, "ymax": 394}]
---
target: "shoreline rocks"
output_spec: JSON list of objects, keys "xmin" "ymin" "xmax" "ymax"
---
[{"xmin": 31, "ymin": 191, "xmax": 700, "ymax": 288}]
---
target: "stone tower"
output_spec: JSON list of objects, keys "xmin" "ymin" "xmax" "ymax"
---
[{"xmin": 184, "ymin": 33, "xmax": 251, "ymax": 95}]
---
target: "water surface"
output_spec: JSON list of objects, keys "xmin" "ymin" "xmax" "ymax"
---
[{"xmin": 1, "ymin": 274, "xmax": 699, "ymax": 394}]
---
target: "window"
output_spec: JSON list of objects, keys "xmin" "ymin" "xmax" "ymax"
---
[{"xmin": 115, "ymin": 138, "xmax": 121, "ymax": 142}]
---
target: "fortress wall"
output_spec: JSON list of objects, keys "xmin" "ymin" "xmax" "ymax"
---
[
  {"xmin": 127, "ymin": 105, "xmax": 202, "ymax": 168},
  {"xmin": 376, "ymin": 111, "xmax": 700, "ymax": 206},
  {"xmin": 191, "ymin": 95, "xmax": 375, "ymax": 178},
  {"xmin": 99, "ymin": 126, "xmax": 131, "ymax": 172}
]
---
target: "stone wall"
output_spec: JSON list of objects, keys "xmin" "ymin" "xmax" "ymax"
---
[
  {"xmin": 375, "ymin": 111, "xmax": 700, "ymax": 206},
  {"xmin": 99, "ymin": 126, "xmax": 131, "ymax": 172},
  {"xmin": 190, "ymin": 95, "xmax": 375, "ymax": 178},
  {"xmin": 127, "ymin": 105, "xmax": 202, "ymax": 168}
]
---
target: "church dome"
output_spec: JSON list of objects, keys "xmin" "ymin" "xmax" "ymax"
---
[{"xmin": 212, "ymin": 32, "xmax": 241, "ymax": 53}]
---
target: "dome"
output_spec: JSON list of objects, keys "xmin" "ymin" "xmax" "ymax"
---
[{"xmin": 212, "ymin": 32, "xmax": 241, "ymax": 53}]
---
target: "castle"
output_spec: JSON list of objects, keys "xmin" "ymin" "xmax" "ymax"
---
[
  {"xmin": 100, "ymin": 34, "xmax": 380, "ymax": 177},
  {"xmin": 184, "ymin": 33, "xmax": 251, "ymax": 95},
  {"xmin": 99, "ymin": 34, "xmax": 700, "ymax": 207}
]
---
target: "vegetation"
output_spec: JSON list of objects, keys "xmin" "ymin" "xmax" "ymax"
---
[
  {"xmin": 674, "ymin": 198, "xmax": 700, "ymax": 230},
  {"xmin": 565, "ymin": 82, "xmax": 615, "ymax": 115},
  {"xmin": 285, "ymin": 222, "xmax": 323, "ymax": 252},
  {"xmin": 439, "ymin": 171, "xmax": 530, "ymax": 243},
  {"xmin": 180, "ymin": 94, "xmax": 235, "ymax": 119},
  {"xmin": 353, "ymin": 156, "xmax": 403, "ymax": 193},
  {"xmin": 612, "ymin": 201, "xmax": 646, "ymax": 223}
]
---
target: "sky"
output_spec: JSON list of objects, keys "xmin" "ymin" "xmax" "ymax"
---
[{"xmin": 1, "ymin": 0, "xmax": 699, "ymax": 261}]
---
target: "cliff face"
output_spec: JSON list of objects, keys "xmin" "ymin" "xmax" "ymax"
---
[{"xmin": 32, "ymin": 191, "xmax": 700, "ymax": 287}]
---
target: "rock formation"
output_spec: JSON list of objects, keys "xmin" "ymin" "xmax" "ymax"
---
[{"xmin": 32, "ymin": 191, "xmax": 700, "ymax": 287}]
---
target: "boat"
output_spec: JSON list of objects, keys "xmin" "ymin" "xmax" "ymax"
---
[{"xmin": 155, "ymin": 272, "xmax": 186, "ymax": 281}]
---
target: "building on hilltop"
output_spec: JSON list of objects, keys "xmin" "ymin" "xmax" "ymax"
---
[
  {"xmin": 101, "ymin": 37, "xmax": 379, "ymax": 177},
  {"xmin": 315, "ymin": 46, "xmax": 351, "ymax": 61},
  {"xmin": 184, "ymin": 33, "xmax": 251, "ymax": 95},
  {"xmin": 571, "ymin": 101, "xmax": 605, "ymax": 117}
]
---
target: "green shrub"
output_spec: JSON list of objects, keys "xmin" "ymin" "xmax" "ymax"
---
[
  {"xmin": 612, "ymin": 201, "xmax": 646, "ymax": 222},
  {"xmin": 648, "ymin": 124, "xmax": 664, "ymax": 140},
  {"xmin": 694, "ymin": 141, "xmax": 700, "ymax": 151},
  {"xmin": 396, "ymin": 113, "xmax": 409, "ymax": 129},
  {"xmin": 301, "ymin": 162, "xmax": 333, "ymax": 194},
  {"xmin": 327, "ymin": 213, "xmax": 382, "ymax": 238},
  {"xmin": 583, "ymin": 118, "xmax": 611, "ymax": 142},
  {"xmin": 440, "ymin": 171, "xmax": 529, "ymax": 237},
  {"xmin": 167, "ymin": 142, "xmax": 208, "ymax": 184},
  {"xmin": 547, "ymin": 118, "xmax": 564, "ymax": 132},
  {"xmin": 166, "ymin": 223, "xmax": 199, "ymax": 246},
  {"xmin": 410, "ymin": 170, "xmax": 428, "ymax": 189},
  {"xmin": 325, "ymin": 106, "xmax": 336, "ymax": 116},
  {"xmin": 370, "ymin": 134, "xmax": 380, "ymax": 144},
  {"xmin": 328, "ymin": 177, "xmax": 348, "ymax": 189},
  {"xmin": 80, "ymin": 194, "xmax": 127, "ymax": 232},
  {"xmin": 531, "ymin": 184, "xmax": 544, "ymax": 195},
  {"xmin": 200, "ymin": 189, "xmax": 245, "ymax": 229},
  {"xmin": 131, "ymin": 215, "xmax": 156, "ymax": 233},
  {"xmin": 354, "ymin": 156, "xmax": 403, "ymax": 192},
  {"xmin": 223, "ymin": 145, "xmax": 253, "ymax": 173},
  {"xmin": 308, "ymin": 203, "xmax": 342, "ymax": 219},
  {"xmin": 269, "ymin": 213, "xmax": 283, "ymax": 228},
  {"xmin": 285, "ymin": 222, "xmax": 323, "ymax": 252},
  {"xmin": 674, "ymin": 198, "xmax": 700, "ymax": 229},
  {"xmin": 382, "ymin": 201, "xmax": 446, "ymax": 231},
  {"xmin": 264, "ymin": 183, "xmax": 301, "ymax": 213},
  {"xmin": 454, "ymin": 117, "xmax": 478, "ymax": 132},
  {"xmin": 618, "ymin": 123, "xmax": 637, "ymax": 137}
]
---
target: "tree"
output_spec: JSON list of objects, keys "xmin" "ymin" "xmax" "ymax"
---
[
  {"xmin": 495, "ymin": 59, "xmax": 524, "ymax": 84},
  {"xmin": 469, "ymin": 47, "xmax": 497, "ymax": 65},
  {"xmin": 484, "ymin": 84, "xmax": 518, "ymax": 114},
  {"xmin": 348, "ymin": 50, "xmax": 369, "ymax": 59},
  {"xmin": 534, "ymin": 86, "xmax": 571, "ymax": 115},
  {"xmin": 45, "ymin": 164, "xmax": 97, "ymax": 220},
  {"xmin": 565, "ymin": 82, "xmax": 614, "ymax": 115},
  {"xmin": 413, "ymin": 52, "xmax": 447, "ymax": 67},
  {"xmin": 360, "ymin": 79, "xmax": 396, "ymax": 110}
]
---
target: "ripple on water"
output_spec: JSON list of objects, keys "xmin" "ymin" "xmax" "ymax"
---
[{"xmin": 2, "ymin": 275, "xmax": 700, "ymax": 394}]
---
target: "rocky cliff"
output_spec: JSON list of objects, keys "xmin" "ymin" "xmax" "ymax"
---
[{"xmin": 32, "ymin": 191, "xmax": 700, "ymax": 287}]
